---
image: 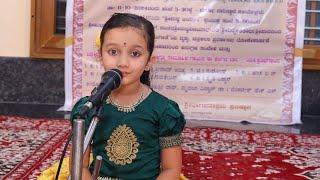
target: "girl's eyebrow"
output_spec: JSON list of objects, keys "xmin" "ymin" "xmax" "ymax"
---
[
  {"xmin": 131, "ymin": 44, "xmax": 144, "ymax": 49},
  {"xmin": 104, "ymin": 42, "xmax": 119, "ymax": 47}
]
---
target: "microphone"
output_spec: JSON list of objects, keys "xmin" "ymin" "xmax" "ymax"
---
[{"xmin": 79, "ymin": 69, "xmax": 122, "ymax": 117}]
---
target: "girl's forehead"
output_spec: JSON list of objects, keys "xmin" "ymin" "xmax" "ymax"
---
[
  {"xmin": 106, "ymin": 27, "xmax": 145, "ymax": 37},
  {"xmin": 104, "ymin": 27, "xmax": 147, "ymax": 42}
]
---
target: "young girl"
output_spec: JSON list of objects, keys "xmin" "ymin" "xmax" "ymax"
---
[{"xmin": 70, "ymin": 13, "xmax": 186, "ymax": 179}]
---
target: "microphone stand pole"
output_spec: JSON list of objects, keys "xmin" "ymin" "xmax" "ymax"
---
[
  {"xmin": 70, "ymin": 119, "xmax": 84, "ymax": 180},
  {"xmin": 69, "ymin": 105, "xmax": 104, "ymax": 179},
  {"xmin": 92, "ymin": 155, "xmax": 103, "ymax": 180},
  {"xmin": 83, "ymin": 106, "xmax": 103, "ymax": 155}
]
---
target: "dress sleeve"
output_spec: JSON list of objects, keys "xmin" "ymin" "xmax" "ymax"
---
[
  {"xmin": 159, "ymin": 100, "xmax": 186, "ymax": 149},
  {"xmin": 70, "ymin": 97, "xmax": 92, "ymax": 131}
]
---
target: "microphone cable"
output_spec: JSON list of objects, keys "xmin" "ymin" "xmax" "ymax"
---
[{"xmin": 55, "ymin": 131, "xmax": 72, "ymax": 180}]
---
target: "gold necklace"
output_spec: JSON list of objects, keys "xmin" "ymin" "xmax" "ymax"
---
[{"xmin": 106, "ymin": 89, "xmax": 150, "ymax": 113}]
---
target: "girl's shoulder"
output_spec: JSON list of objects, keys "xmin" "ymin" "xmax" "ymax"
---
[
  {"xmin": 70, "ymin": 96, "xmax": 95, "ymax": 125},
  {"xmin": 151, "ymin": 90, "xmax": 186, "ymax": 148},
  {"xmin": 147, "ymin": 89, "xmax": 183, "ymax": 117},
  {"xmin": 73, "ymin": 96, "xmax": 89, "ymax": 108},
  {"xmin": 149, "ymin": 89, "xmax": 179, "ymax": 103},
  {"xmin": 148, "ymin": 89, "xmax": 169, "ymax": 102},
  {"xmin": 147, "ymin": 89, "xmax": 178, "ymax": 109},
  {"xmin": 70, "ymin": 96, "xmax": 89, "ymax": 117}
]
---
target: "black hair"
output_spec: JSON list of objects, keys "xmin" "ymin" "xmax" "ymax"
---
[{"xmin": 100, "ymin": 13, "xmax": 155, "ymax": 86}]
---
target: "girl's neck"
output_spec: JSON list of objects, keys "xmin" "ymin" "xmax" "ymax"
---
[
  {"xmin": 111, "ymin": 82, "xmax": 147, "ymax": 106},
  {"xmin": 112, "ymin": 82, "xmax": 144, "ymax": 97}
]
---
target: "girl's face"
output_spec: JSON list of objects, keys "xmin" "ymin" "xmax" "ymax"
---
[{"xmin": 101, "ymin": 27, "xmax": 153, "ymax": 87}]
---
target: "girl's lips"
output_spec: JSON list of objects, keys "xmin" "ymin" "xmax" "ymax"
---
[{"xmin": 121, "ymin": 72, "xmax": 129, "ymax": 76}]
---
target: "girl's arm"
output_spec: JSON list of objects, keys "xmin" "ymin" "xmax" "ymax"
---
[
  {"xmin": 69, "ymin": 145, "xmax": 92, "ymax": 180},
  {"xmin": 157, "ymin": 146, "xmax": 182, "ymax": 180}
]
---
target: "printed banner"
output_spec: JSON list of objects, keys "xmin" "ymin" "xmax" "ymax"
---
[{"xmin": 63, "ymin": 0, "xmax": 305, "ymax": 124}]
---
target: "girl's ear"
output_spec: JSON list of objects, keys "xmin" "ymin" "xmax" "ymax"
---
[
  {"xmin": 150, "ymin": 55, "xmax": 156, "ymax": 63},
  {"xmin": 96, "ymin": 49, "xmax": 102, "ymax": 60},
  {"xmin": 145, "ymin": 56, "xmax": 156, "ymax": 71},
  {"xmin": 96, "ymin": 49, "xmax": 104, "ymax": 67}
]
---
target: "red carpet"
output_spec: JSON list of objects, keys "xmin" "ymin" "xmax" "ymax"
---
[
  {"xmin": 1, "ymin": 116, "xmax": 320, "ymax": 179},
  {"xmin": 182, "ymin": 127, "xmax": 320, "ymax": 179},
  {"xmin": 0, "ymin": 116, "xmax": 71, "ymax": 180}
]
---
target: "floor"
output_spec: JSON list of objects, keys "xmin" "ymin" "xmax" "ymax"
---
[{"xmin": 0, "ymin": 103, "xmax": 319, "ymax": 135}]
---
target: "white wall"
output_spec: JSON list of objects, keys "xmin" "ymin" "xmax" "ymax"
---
[{"xmin": 0, "ymin": 1, "xmax": 30, "ymax": 57}]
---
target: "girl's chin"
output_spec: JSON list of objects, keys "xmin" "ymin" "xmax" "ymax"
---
[
  {"xmin": 119, "ymin": 79, "xmax": 132, "ymax": 86},
  {"xmin": 119, "ymin": 78, "xmax": 142, "ymax": 87}
]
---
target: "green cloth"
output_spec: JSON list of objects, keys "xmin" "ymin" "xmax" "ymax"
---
[{"xmin": 70, "ymin": 90, "xmax": 186, "ymax": 180}]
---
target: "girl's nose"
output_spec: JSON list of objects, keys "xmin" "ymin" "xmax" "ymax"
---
[{"xmin": 117, "ymin": 55, "xmax": 129, "ymax": 68}]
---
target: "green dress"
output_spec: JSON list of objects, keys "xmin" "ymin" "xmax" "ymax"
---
[{"xmin": 70, "ymin": 90, "xmax": 186, "ymax": 180}]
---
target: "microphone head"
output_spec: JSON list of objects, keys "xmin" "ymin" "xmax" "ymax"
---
[
  {"xmin": 85, "ymin": 69, "xmax": 123, "ymax": 110},
  {"xmin": 101, "ymin": 69, "xmax": 123, "ymax": 88}
]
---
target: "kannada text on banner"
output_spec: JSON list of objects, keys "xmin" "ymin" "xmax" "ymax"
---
[{"xmin": 73, "ymin": 0, "xmax": 300, "ymax": 124}]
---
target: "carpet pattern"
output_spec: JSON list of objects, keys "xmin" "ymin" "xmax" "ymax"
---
[
  {"xmin": 182, "ymin": 127, "xmax": 320, "ymax": 179},
  {"xmin": 1, "ymin": 116, "xmax": 320, "ymax": 179},
  {"xmin": 0, "ymin": 116, "xmax": 70, "ymax": 179}
]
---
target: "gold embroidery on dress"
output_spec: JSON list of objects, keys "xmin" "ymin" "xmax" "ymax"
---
[
  {"xmin": 159, "ymin": 134, "xmax": 182, "ymax": 149},
  {"xmin": 97, "ymin": 177, "xmax": 120, "ymax": 180},
  {"xmin": 105, "ymin": 124, "xmax": 139, "ymax": 165}
]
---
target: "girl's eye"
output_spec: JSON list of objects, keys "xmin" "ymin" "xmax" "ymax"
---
[
  {"xmin": 131, "ymin": 51, "xmax": 141, "ymax": 57},
  {"xmin": 107, "ymin": 49, "xmax": 118, "ymax": 56}
]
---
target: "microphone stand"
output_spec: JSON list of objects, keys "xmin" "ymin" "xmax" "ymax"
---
[
  {"xmin": 68, "ymin": 69, "xmax": 122, "ymax": 179},
  {"xmin": 92, "ymin": 155, "xmax": 103, "ymax": 180},
  {"xmin": 69, "ymin": 104, "xmax": 104, "ymax": 180},
  {"xmin": 70, "ymin": 118, "xmax": 84, "ymax": 180},
  {"xmin": 83, "ymin": 106, "xmax": 103, "ymax": 155}
]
